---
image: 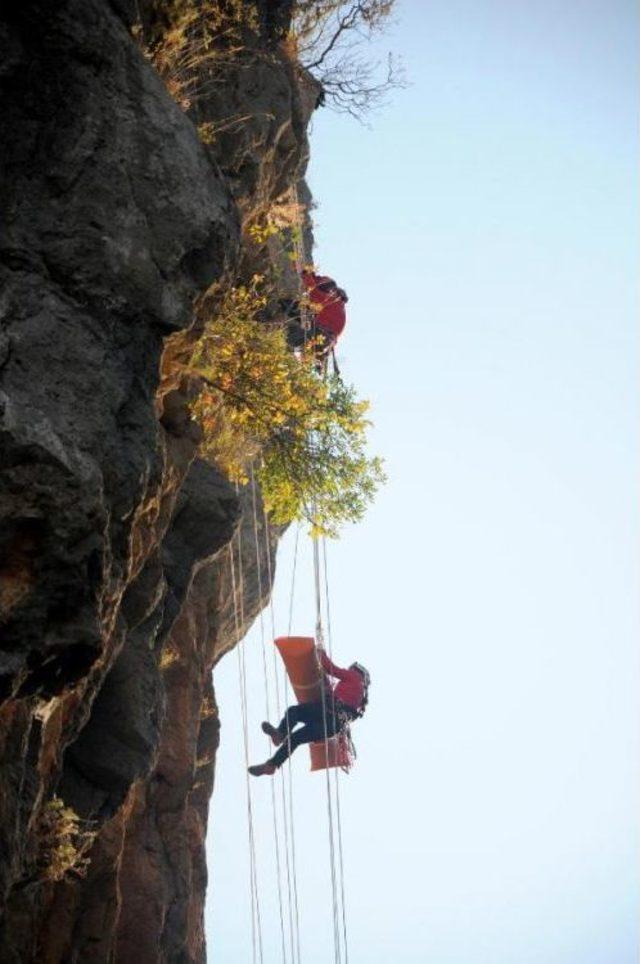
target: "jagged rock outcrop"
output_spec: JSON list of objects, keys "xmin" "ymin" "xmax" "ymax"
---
[{"xmin": 0, "ymin": 1, "xmax": 315, "ymax": 959}]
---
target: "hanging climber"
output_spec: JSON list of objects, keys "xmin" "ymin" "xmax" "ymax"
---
[
  {"xmin": 248, "ymin": 648, "xmax": 370, "ymax": 776},
  {"xmin": 284, "ymin": 268, "xmax": 348, "ymax": 363}
]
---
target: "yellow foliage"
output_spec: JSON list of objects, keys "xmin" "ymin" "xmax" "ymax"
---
[
  {"xmin": 201, "ymin": 694, "xmax": 217, "ymax": 718},
  {"xmin": 245, "ymin": 194, "xmax": 308, "ymax": 247},
  {"xmin": 37, "ymin": 797, "xmax": 95, "ymax": 883},
  {"xmin": 159, "ymin": 644, "xmax": 181, "ymax": 670},
  {"xmin": 187, "ymin": 279, "xmax": 385, "ymax": 536}
]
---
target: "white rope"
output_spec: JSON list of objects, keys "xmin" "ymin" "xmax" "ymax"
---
[
  {"xmin": 287, "ymin": 524, "xmax": 300, "ymax": 637},
  {"xmin": 285, "ymin": 523, "xmax": 303, "ymax": 964},
  {"xmin": 322, "ymin": 537, "xmax": 350, "ymax": 964},
  {"xmin": 262, "ymin": 507, "xmax": 299, "ymax": 964},
  {"xmin": 250, "ymin": 466, "xmax": 288, "ymax": 964},
  {"xmin": 313, "ymin": 535, "xmax": 323, "ymax": 643},
  {"xmin": 313, "ymin": 533, "xmax": 342, "ymax": 964},
  {"xmin": 229, "ymin": 541, "xmax": 257, "ymax": 958},
  {"xmin": 289, "ymin": 186, "xmax": 321, "ymax": 363},
  {"xmin": 235, "ymin": 517, "xmax": 266, "ymax": 964},
  {"xmin": 229, "ymin": 537, "xmax": 263, "ymax": 964},
  {"xmin": 286, "ymin": 728, "xmax": 302, "ymax": 964}
]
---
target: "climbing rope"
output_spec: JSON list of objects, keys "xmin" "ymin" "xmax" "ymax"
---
[
  {"xmin": 287, "ymin": 525, "xmax": 301, "ymax": 638},
  {"xmin": 289, "ymin": 185, "xmax": 324, "ymax": 370},
  {"xmin": 263, "ymin": 509, "xmax": 301, "ymax": 964},
  {"xmin": 229, "ymin": 534, "xmax": 264, "ymax": 964},
  {"xmin": 250, "ymin": 466, "xmax": 287, "ymax": 964},
  {"xmin": 285, "ymin": 522, "xmax": 303, "ymax": 964},
  {"xmin": 322, "ymin": 537, "xmax": 350, "ymax": 964},
  {"xmin": 313, "ymin": 531, "xmax": 343, "ymax": 964}
]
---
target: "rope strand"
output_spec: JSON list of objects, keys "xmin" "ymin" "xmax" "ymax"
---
[
  {"xmin": 235, "ymin": 515, "xmax": 265, "ymax": 964},
  {"xmin": 229, "ymin": 538, "xmax": 263, "ymax": 964},
  {"xmin": 313, "ymin": 532, "xmax": 342, "ymax": 964},
  {"xmin": 250, "ymin": 466, "xmax": 288, "ymax": 964},
  {"xmin": 323, "ymin": 537, "xmax": 350, "ymax": 964},
  {"xmin": 285, "ymin": 524, "xmax": 303, "ymax": 963}
]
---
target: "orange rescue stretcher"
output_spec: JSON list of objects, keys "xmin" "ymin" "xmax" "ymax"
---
[{"xmin": 275, "ymin": 636, "xmax": 352, "ymax": 771}]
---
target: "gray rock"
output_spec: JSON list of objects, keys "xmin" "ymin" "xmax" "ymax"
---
[{"xmin": 0, "ymin": 0, "xmax": 239, "ymax": 702}]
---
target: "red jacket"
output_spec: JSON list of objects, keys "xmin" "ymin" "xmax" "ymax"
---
[
  {"xmin": 320, "ymin": 651, "xmax": 364, "ymax": 710},
  {"xmin": 301, "ymin": 270, "xmax": 347, "ymax": 339}
]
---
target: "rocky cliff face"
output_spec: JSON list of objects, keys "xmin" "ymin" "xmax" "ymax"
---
[{"xmin": 0, "ymin": 2, "xmax": 312, "ymax": 959}]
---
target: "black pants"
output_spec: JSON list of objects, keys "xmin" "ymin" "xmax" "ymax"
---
[{"xmin": 270, "ymin": 701, "xmax": 340, "ymax": 768}]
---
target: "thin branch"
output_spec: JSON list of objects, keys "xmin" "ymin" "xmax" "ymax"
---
[{"xmin": 304, "ymin": 2, "xmax": 364, "ymax": 70}]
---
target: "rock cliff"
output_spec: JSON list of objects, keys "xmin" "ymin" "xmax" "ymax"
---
[{"xmin": 0, "ymin": 1, "xmax": 314, "ymax": 959}]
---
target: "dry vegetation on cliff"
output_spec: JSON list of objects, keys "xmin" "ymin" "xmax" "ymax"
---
[
  {"xmin": 36, "ymin": 798, "xmax": 96, "ymax": 883},
  {"xmin": 138, "ymin": 0, "xmax": 262, "ymax": 111},
  {"xmin": 142, "ymin": 0, "xmax": 401, "ymax": 120}
]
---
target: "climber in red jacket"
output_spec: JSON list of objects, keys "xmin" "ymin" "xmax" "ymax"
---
[
  {"xmin": 301, "ymin": 269, "xmax": 348, "ymax": 342},
  {"xmin": 283, "ymin": 269, "xmax": 348, "ymax": 360},
  {"xmin": 248, "ymin": 648, "xmax": 370, "ymax": 776}
]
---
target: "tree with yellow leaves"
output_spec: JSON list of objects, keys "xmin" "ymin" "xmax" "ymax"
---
[{"xmin": 189, "ymin": 280, "xmax": 384, "ymax": 536}]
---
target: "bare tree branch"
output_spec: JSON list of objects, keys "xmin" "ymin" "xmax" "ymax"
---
[
  {"xmin": 291, "ymin": 0, "xmax": 404, "ymax": 121},
  {"xmin": 305, "ymin": 2, "xmax": 365, "ymax": 70}
]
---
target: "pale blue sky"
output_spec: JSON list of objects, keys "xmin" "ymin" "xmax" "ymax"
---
[{"xmin": 207, "ymin": 1, "xmax": 638, "ymax": 961}]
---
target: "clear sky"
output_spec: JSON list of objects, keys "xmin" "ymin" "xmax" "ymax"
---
[{"xmin": 206, "ymin": 1, "xmax": 639, "ymax": 961}]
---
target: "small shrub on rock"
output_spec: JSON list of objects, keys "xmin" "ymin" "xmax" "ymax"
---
[
  {"xmin": 159, "ymin": 644, "xmax": 181, "ymax": 670},
  {"xmin": 37, "ymin": 797, "xmax": 95, "ymax": 883}
]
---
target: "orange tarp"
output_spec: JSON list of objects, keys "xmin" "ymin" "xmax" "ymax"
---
[{"xmin": 275, "ymin": 636, "xmax": 351, "ymax": 771}]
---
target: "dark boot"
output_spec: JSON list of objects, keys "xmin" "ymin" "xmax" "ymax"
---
[
  {"xmin": 261, "ymin": 721, "xmax": 284, "ymax": 746},
  {"xmin": 248, "ymin": 761, "xmax": 276, "ymax": 777}
]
